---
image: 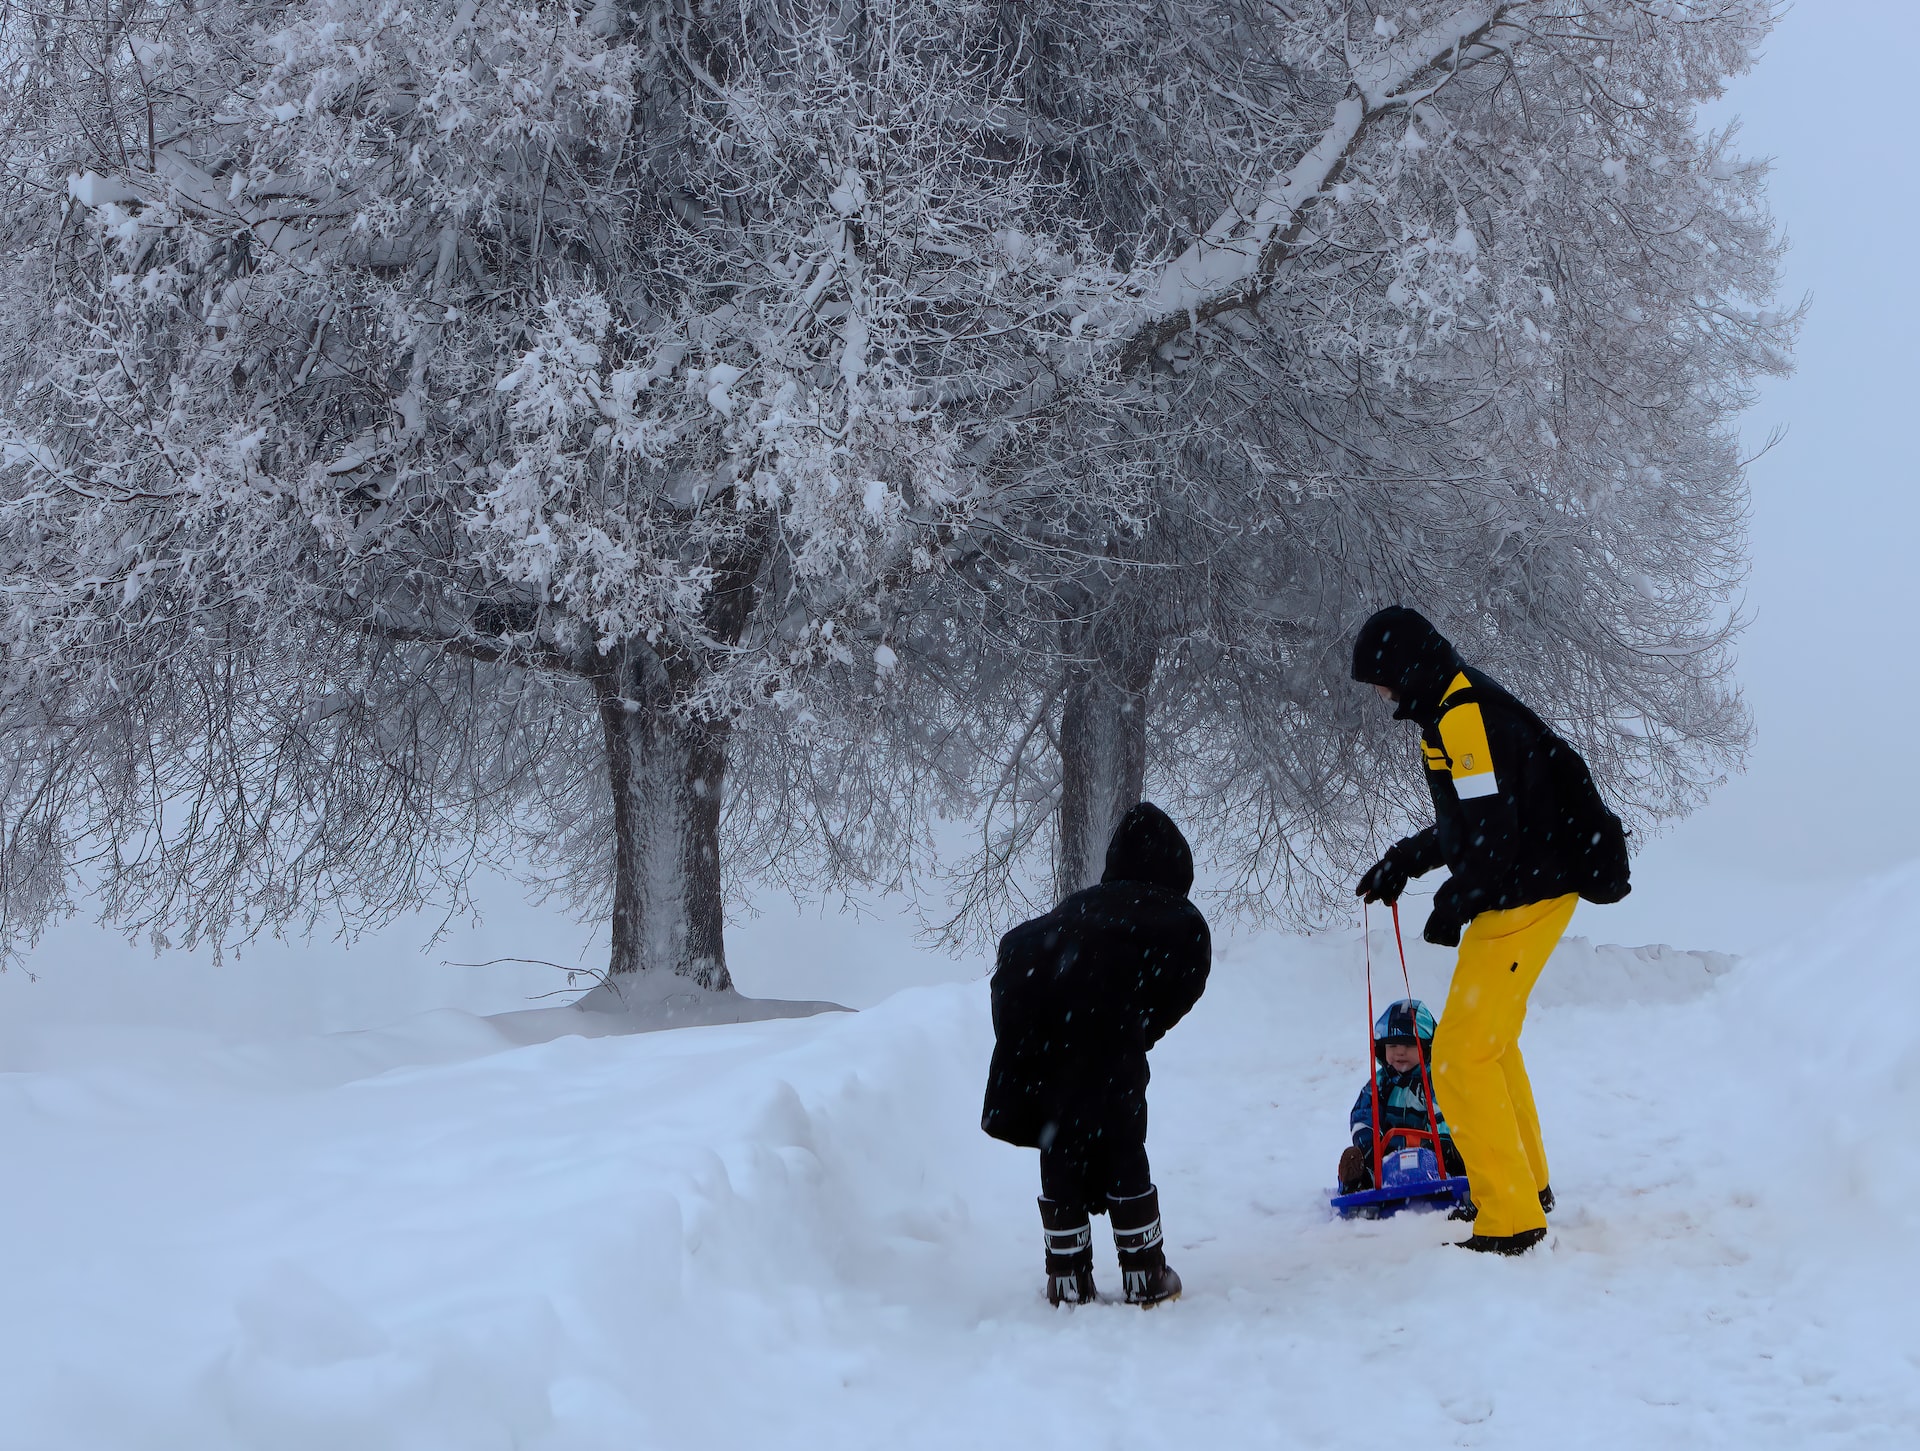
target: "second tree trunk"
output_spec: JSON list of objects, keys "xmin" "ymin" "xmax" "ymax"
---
[{"xmin": 1055, "ymin": 627, "xmax": 1156, "ymax": 901}]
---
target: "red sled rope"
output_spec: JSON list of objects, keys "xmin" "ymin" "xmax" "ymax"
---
[{"xmin": 1333, "ymin": 901, "xmax": 1469, "ymax": 1219}]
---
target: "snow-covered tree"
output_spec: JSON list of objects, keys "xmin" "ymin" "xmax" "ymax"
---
[
  {"xmin": 926, "ymin": 0, "xmax": 1795, "ymax": 925},
  {"xmin": 0, "ymin": 0, "xmax": 1118, "ymax": 980},
  {"xmin": 0, "ymin": 0, "xmax": 1796, "ymax": 976}
]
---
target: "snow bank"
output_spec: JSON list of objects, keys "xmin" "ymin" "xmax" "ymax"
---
[
  {"xmin": 1702, "ymin": 859, "xmax": 1920, "ymax": 1237},
  {"xmin": 4, "ymin": 875, "xmax": 1918, "ymax": 1447},
  {"xmin": 0, "ymin": 976, "xmax": 1012, "ymax": 1449}
]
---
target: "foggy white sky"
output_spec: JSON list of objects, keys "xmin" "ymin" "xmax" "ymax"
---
[{"xmin": 1598, "ymin": 0, "xmax": 1920, "ymax": 950}]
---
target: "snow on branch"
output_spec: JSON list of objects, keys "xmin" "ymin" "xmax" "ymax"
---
[{"xmin": 1111, "ymin": 3, "xmax": 1520, "ymax": 369}]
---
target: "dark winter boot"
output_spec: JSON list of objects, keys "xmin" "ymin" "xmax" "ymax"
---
[
  {"xmin": 1538, "ymin": 1184, "xmax": 1555, "ymax": 1215},
  {"xmin": 1337, "ymin": 1146, "xmax": 1370, "ymax": 1194},
  {"xmin": 1038, "ymin": 1198, "xmax": 1098, "ymax": 1306},
  {"xmin": 1448, "ymin": 1198, "xmax": 1479, "ymax": 1223},
  {"xmin": 1109, "ymin": 1187, "xmax": 1181, "ymax": 1308},
  {"xmin": 1454, "ymin": 1226, "xmax": 1548, "ymax": 1256}
]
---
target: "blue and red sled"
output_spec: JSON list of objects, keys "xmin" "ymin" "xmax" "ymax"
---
[
  {"xmin": 1330, "ymin": 1134, "xmax": 1472, "ymax": 1219},
  {"xmin": 1331, "ymin": 902, "xmax": 1472, "ymax": 1220}
]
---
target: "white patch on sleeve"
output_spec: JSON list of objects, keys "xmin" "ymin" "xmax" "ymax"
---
[{"xmin": 1453, "ymin": 771, "xmax": 1499, "ymax": 800}]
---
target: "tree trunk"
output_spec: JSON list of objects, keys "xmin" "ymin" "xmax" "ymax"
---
[
  {"xmin": 1055, "ymin": 623, "xmax": 1157, "ymax": 901},
  {"xmin": 598, "ymin": 686, "xmax": 732, "ymax": 991},
  {"xmin": 592, "ymin": 525, "xmax": 766, "ymax": 990}
]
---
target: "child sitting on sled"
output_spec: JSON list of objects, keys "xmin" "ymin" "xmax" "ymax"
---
[{"xmin": 1337, "ymin": 998, "xmax": 1467, "ymax": 1193}]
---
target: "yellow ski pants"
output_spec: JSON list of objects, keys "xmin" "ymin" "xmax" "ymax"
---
[{"xmin": 1431, "ymin": 893, "xmax": 1578, "ymax": 1239}]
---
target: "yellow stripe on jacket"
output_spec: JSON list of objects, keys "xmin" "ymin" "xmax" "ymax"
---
[{"xmin": 1437, "ymin": 672, "xmax": 1498, "ymax": 800}]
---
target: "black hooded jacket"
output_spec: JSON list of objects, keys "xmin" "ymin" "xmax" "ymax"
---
[
  {"xmin": 1352, "ymin": 607, "xmax": 1622, "ymax": 937},
  {"xmin": 980, "ymin": 803, "xmax": 1212, "ymax": 1149}
]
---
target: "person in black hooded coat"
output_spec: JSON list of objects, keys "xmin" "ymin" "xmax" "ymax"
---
[{"xmin": 981, "ymin": 802, "xmax": 1210, "ymax": 1308}]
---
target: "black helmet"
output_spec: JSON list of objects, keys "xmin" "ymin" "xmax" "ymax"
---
[{"xmin": 1372, "ymin": 998, "xmax": 1436, "ymax": 1062}]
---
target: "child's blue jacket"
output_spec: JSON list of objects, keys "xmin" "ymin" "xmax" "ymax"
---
[{"xmin": 1349, "ymin": 1063, "xmax": 1454, "ymax": 1152}]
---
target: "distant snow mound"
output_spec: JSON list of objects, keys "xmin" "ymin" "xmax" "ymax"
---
[
  {"xmin": 491, "ymin": 973, "xmax": 850, "ymax": 1043},
  {"xmin": 560, "ymin": 975, "xmax": 852, "ymax": 1028},
  {"xmin": 1532, "ymin": 936, "xmax": 1737, "ymax": 1008}
]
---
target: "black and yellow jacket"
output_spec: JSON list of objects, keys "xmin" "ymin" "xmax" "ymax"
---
[
  {"xmin": 1353, "ymin": 607, "xmax": 1624, "ymax": 942},
  {"xmin": 1397, "ymin": 664, "xmax": 1584, "ymax": 923}
]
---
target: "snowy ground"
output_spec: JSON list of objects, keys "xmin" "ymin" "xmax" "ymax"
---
[{"xmin": 1, "ymin": 874, "xmax": 1913, "ymax": 1449}]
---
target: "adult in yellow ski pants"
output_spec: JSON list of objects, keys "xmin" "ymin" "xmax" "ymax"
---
[{"xmin": 1430, "ymin": 893, "xmax": 1578, "ymax": 1239}]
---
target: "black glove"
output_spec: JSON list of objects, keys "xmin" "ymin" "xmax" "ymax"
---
[
  {"xmin": 1423, "ymin": 876, "xmax": 1469, "ymax": 947},
  {"xmin": 1356, "ymin": 847, "xmax": 1412, "ymax": 905}
]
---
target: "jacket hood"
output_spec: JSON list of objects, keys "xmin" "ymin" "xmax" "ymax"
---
[
  {"xmin": 1351, "ymin": 607, "xmax": 1461, "ymax": 722},
  {"xmin": 1101, "ymin": 801, "xmax": 1195, "ymax": 897}
]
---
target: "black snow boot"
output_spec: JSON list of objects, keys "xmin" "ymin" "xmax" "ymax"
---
[
  {"xmin": 1448, "ymin": 1198, "xmax": 1479, "ymax": 1223},
  {"xmin": 1454, "ymin": 1226, "xmax": 1548, "ymax": 1256},
  {"xmin": 1109, "ymin": 1187, "xmax": 1181, "ymax": 1308},
  {"xmin": 1038, "ymin": 1197, "xmax": 1098, "ymax": 1306},
  {"xmin": 1538, "ymin": 1184, "xmax": 1555, "ymax": 1215}
]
